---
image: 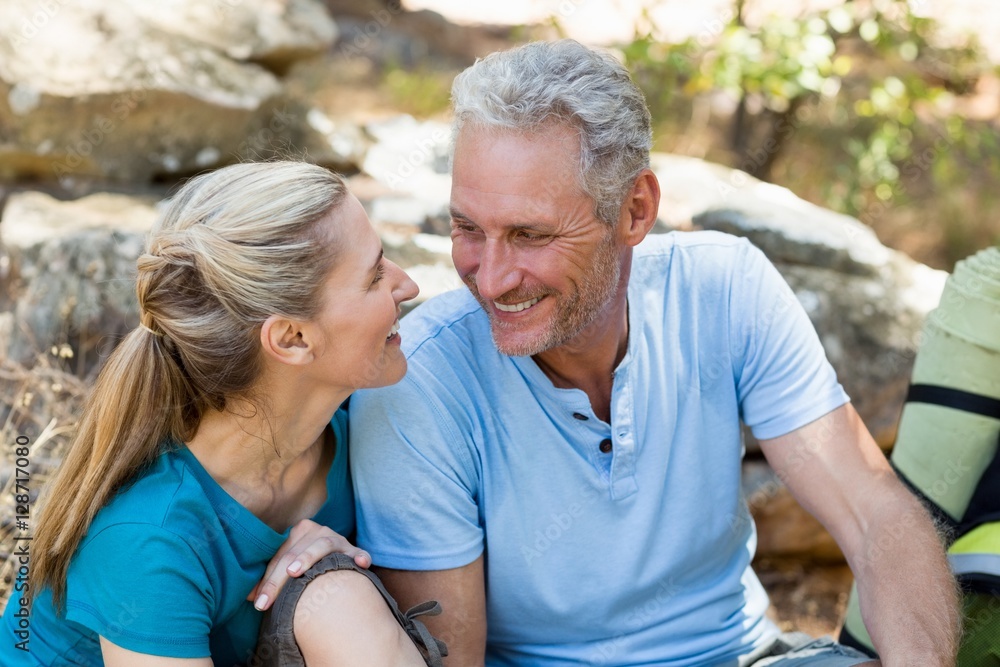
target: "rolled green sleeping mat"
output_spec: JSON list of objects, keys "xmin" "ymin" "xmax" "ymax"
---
[{"xmin": 839, "ymin": 246, "xmax": 1000, "ymax": 661}]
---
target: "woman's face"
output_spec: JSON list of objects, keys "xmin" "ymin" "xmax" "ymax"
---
[{"xmin": 308, "ymin": 195, "xmax": 419, "ymax": 390}]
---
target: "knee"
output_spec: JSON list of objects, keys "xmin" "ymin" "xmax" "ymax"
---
[
  {"xmin": 293, "ymin": 569, "xmax": 380, "ymax": 631},
  {"xmin": 292, "ymin": 570, "xmax": 422, "ymax": 665}
]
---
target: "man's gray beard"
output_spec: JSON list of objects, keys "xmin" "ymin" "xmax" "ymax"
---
[{"xmin": 469, "ymin": 230, "xmax": 622, "ymax": 357}]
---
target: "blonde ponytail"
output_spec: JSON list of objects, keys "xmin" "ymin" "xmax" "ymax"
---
[{"xmin": 32, "ymin": 162, "xmax": 348, "ymax": 609}]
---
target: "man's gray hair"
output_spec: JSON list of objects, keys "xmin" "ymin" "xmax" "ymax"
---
[{"xmin": 450, "ymin": 39, "xmax": 652, "ymax": 226}]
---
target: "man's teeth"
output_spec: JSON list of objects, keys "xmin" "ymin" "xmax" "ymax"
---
[
  {"xmin": 387, "ymin": 321, "xmax": 399, "ymax": 339},
  {"xmin": 494, "ymin": 297, "xmax": 541, "ymax": 313}
]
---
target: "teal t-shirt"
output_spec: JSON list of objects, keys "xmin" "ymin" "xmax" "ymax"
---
[{"xmin": 0, "ymin": 409, "xmax": 354, "ymax": 667}]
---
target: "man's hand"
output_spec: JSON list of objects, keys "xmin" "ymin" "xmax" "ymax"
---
[{"xmin": 248, "ymin": 519, "xmax": 371, "ymax": 611}]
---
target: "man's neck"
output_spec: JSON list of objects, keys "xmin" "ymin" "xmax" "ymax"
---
[{"xmin": 532, "ymin": 294, "xmax": 629, "ymax": 423}]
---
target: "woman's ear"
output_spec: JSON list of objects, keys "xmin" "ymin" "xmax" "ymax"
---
[{"xmin": 260, "ymin": 314, "xmax": 313, "ymax": 366}]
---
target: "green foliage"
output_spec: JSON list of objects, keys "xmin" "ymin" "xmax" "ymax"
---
[
  {"xmin": 619, "ymin": 0, "xmax": 1000, "ymax": 260},
  {"xmin": 380, "ymin": 64, "xmax": 453, "ymax": 117}
]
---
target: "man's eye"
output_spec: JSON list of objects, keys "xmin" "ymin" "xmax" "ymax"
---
[
  {"xmin": 516, "ymin": 230, "xmax": 544, "ymax": 241},
  {"xmin": 452, "ymin": 221, "xmax": 477, "ymax": 233}
]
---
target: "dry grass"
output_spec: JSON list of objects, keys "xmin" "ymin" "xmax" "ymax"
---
[{"xmin": 0, "ymin": 354, "xmax": 86, "ymax": 613}]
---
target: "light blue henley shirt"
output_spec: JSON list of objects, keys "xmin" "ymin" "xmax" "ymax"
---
[{"xmin": 350, "ymin": 232, "xmax": 850, "ymax": 666}]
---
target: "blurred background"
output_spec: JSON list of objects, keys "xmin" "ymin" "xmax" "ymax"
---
[{"xmin": 1, "ymin": 0, "xmax": 997, "ymax": 639}]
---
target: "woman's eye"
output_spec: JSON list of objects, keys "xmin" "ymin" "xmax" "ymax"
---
[{"xmin": 371, "ymin": 264, "xmax": 386, "ymax": 286}]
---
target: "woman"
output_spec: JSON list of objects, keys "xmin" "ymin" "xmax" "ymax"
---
[{"xmin": 0, "ymin": 162, "xmax": 434, "ymax": 666}]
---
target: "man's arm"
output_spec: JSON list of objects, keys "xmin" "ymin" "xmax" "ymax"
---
[
  {"xmin": 759, "ymin": 403, "xmax": 961, "ymax": 666},
  {"xmin": 375, "ymin": 556, "xmax": 487, "ymax": 667}
]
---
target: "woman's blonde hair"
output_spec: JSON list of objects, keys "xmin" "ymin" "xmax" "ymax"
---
[{"xmin": 32, "ymin": 161, "xmax": 348, "ymax": 609}]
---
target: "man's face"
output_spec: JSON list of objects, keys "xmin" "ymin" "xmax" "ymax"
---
[{"xmin": 449, "ymin": 124, "xmax": 625, "ymax": 357}]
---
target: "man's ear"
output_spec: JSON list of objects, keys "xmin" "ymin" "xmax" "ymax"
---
[
  {"xmin": 619, "ymin": 169, "xmax": 661, "ymax": 247},
  {"xmin": 260, "ymin": 314, "xmax": 313, "ymax": 366}
]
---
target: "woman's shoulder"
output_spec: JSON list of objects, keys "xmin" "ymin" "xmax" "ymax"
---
[{"xmin": 84, "ymin": 446, "xmax": 213, "ymax": 546}]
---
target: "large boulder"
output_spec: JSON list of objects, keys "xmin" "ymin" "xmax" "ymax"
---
[
  {"xmin": 0, "ymin": 191, "xmax": 157, "ymax": 378},
  {"xmin": 127, "ymin": 0, "xmax": 337, "ymax": 73},
  {"xmin": 0, "ymin": 0, "xmax": 337, "ymax": 183},
  {"xmin": 0, "ymin": 179, "xmax": 459, "ymax": 378}
]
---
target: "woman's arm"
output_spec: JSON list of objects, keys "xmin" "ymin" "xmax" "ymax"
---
[{"xmin": 100, "ymin": 637, "xmax": 214, "ymax": 667}]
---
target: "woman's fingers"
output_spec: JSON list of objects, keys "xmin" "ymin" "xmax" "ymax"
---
[{"xmin": 250, "ymin": 520, "xmax": 371, "ymax": 611}]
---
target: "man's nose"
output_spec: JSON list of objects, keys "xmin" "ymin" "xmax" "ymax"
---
[{"xmin": 475, "ymin": 239, "xmax": 520, "ymax": 300}]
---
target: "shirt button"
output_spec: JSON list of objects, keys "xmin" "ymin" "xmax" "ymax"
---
[
  {"xmin": 572, "ymin": 412, "xmax": 589, "ymax": 421},
  {"xmin": 599, "ymin": 439, "xmax": 613, "ymax": 453}
]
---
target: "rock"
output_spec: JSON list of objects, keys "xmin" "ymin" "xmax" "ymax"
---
[
  {"xmin": 755, "ymin": 558, "xmax": 854, "ymax": 636},
  {"xmin": 400, "ymin": 263, "xmax": 463, "ymax": 309},
  {"xmin": 0, "ymin": 0, "xmax": 336, "ymax": 183},
  {"xmin": 362, "ymin": 115, "xmax": 451, "ymax": 204},
  {"xmin": 1, "ymin": 191, "xmax": 158, "ymax": 247},
  {"xmin": 1, "ymin": 192, "xmax": 157, "ymax": 377},
  {"xmin": 126, "ymin": 0, "xmax": 337, "ymax": 73},
  {"xmin": 300, "ymin": 108, "xmax": 370, "ymax": 171},
  {"xmin": 652, "ymin": 154, "xmax": 947, "ymax": 449},
  {"xmin": 373, "ymin": 208, "xmax": 459, "ymax": 309},
  {"xmin": 654, "ymin": 155, "xmax": 895, "ymax": 276},
  {"xmin": 357, "ymin": 115, "xmax": 455, "ymax": 263},
  {"xmin": 324, "ymin": 0, "xmax": 520, "ymax": 67},
  {"xmin": 0, "ymin": 184, "xmax": 461, "ymax": 375},
  {"xmin": 370, "ymin": 194, "xmax": 442, "ymax": 228}
]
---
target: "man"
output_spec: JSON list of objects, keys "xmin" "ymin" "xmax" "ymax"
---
[{"xmin": 350, "ymin": 40, "xmax": 960, "ymax": 666}]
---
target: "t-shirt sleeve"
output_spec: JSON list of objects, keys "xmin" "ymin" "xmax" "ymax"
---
[
  {"xmin": 349, "ymin": 373, "xmax": 483, "ymax": 571},
  {"xmin": 731, "ymin": 240, "xmax": 850, "ymax": 440},
  {"xmin": 64, "ymin": 523, "xmax": 214, "ymax": 658}
]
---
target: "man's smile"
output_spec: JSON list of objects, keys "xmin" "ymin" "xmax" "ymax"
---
[{"xmin": 493, "ymin": 296, "xmax": 542, "ymax": 313}]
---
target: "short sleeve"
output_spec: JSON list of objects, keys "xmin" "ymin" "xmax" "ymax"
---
[
  {"xmin": 64, "ymin": 523, "xmax": 214, "ymax": 658},
  {"xmin": 731, "ymin": 240, "xmax": 850, "ymax": 440},
  {"xmin": 349, "ymin": 373, "xmax": 483, "ymax": 571}
]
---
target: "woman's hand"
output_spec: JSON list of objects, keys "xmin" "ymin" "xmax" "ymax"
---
[{"xmin": 247, "ymin": 519, "xmax": 371, "ymax": 611}]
